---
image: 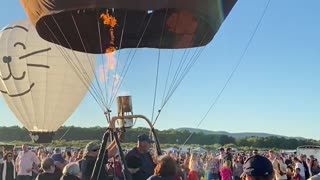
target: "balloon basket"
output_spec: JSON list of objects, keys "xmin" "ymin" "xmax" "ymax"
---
[{"xmin": 29, "ymin": 131, "xmax": 55, "ymax": 143}]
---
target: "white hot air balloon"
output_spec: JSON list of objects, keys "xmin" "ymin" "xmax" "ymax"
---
[{"xmin": 0, "ymin": 20, "xmax": 95, "ymax": 143}]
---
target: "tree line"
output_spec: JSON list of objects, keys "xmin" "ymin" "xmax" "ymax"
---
[{"xmin": 0, "ymin": 126, "xmax": 318, "ymax": 149}]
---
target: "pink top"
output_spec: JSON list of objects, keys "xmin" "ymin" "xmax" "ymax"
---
[
  {"xmin": 16, "ymin": 151, "xmax": 40, "ymax": 176},
  {"xmin": 220, "ymin": 167, "xmax": 232, "ymax": 180}
]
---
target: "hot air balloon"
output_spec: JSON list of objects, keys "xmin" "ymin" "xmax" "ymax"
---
[
  {"xmin": 18, "ymin": 0, "xmax": 238, "ymax": 116},
  {"xmin": 0, "ymin": 20, "xmax": 96, "ymax": 143},
  {"xmin": 19, "ymin": 1, "xmax": 238, "ymax": 178},
  {"xmin": 20, "ymin": 0, "xmax": 237, "ymax": 53}
]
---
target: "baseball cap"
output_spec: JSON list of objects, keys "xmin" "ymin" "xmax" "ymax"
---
[
  {"xmin": 51, "ymin": 153, "xmax": 66, "ymax": 163},
  {"xmin": 138, "ymin": 134, "xmax": 154, "ymax": 143},
  {"xmin": 84, "ymin": 141, "xmax": 100, "ymax": 153},
  {"xmin": 241, "ymin": 155, "xmax": 274, "ymax": 178}
]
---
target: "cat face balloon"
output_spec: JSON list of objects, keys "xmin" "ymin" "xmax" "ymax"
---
[{"xmin": 0, "ymin": 20, "xmax": 95, "ymax": 143}]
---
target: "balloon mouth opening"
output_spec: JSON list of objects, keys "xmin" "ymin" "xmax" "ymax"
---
[
  {"xmin": 29, "ymin": 131, "xmax": 55, "ymax": 143},
  {"xmin": 35, "ymin": 8, "xmax": 215, "ymax": 54}
]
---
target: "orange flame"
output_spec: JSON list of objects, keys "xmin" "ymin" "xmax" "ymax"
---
[
  {"xmin": 100, "ymin": 13, "xmax": 117, "ymax": 53},
  {"xmin": 106, "ymin": 47, "xmax": 116, "ymax": 54},
  {"xmin": 99, "ymin": 65, "xmax": 108, "ymax": 82},
  {"xmin": 99, "ymin": 13, "xmax": 118, "ymax": 83},
  {"xmin": 106, "ymin": 52, "xmax": 116, "ymax": 70},
  {"xmin": 100, "ymin": 13, "xmax": 117, "ymax": 28}
]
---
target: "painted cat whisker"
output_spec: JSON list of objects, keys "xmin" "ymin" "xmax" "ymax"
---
[
  {"xmin": 19, "ymin": 48, "xmax": 51, "ymax": 59},
  {"xmin": 27, "ymin": 64, "xmax": 50, "ymax": 69}
]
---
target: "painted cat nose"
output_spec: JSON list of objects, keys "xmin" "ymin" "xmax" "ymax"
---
[{"xmin": 3, "ymin": 56, "xmax": 12, "ymax": 64}]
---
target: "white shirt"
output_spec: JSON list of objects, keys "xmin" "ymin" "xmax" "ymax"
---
[
  {"xmin": 295, "ymin": 162, "xmax": 305, "ymax": 178},
  {"xmin": 16, "ymin": 151, "xmax": 40, "ymax": 176}
]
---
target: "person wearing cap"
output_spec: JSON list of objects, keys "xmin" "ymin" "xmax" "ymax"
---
[
  {"xmin": 79, "ymin": 141, "xmax": 109, "ymax": 180},
  {"xmin": 125, "ymin": 134, "xmax": 156, "ymax": 180},
  {"xmin": 51, "ymin": 148, "xmax": 67, "ymax": 172},
  {"xmin": 241, "ymin": 155, "xmax": 274, "ymax": 180}
]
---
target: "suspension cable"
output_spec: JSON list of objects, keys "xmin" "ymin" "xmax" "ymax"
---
[
  {"xmin": 151, "ymin": 8, "xmax": 169, "ymax": 123},
  {"xmin": 108, "ymin": 13, "xmax": 155, "ymax": 107},
  {"xmin": 182, "ymin": 0, "xmax": 272, "ymax": 145}
]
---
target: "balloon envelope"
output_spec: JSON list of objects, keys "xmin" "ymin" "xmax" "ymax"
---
[
  {"xmin": 0, "ymin": 20, "xmax": 95, "ymax": 143},
  {"xmin": 20, "ymin": 0, "xmax": 237, "ymax": 53}
]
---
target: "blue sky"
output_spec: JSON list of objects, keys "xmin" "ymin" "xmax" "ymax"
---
[{"xmin": 1, "ymin": 1, "xmax": 320, "ymax": 140}]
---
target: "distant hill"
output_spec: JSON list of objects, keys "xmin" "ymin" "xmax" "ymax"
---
[{"xmin": 176, "ymin": 128, "xmax": 305, "ymax": 139}]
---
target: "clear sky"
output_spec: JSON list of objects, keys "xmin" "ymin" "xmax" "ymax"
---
[{"xmin": 1, "ymin": 1, "xmax": 320, "ymax": 140}]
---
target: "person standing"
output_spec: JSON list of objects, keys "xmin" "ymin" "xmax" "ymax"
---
[
  {"xmin": 293, "ymin": 157, "xmax": 305, "ymax": 180},
  {"xmin": 233, "ymin": 156, "xmax": 244, "ymax": 180},
  {"xmin": 220, "ymin": 160, "xmax": 232, "ymax": 180},
  {"xmin": 1, "ymin": 152, "xmax": 16, "ymax": 180},
  {"xmin": 126, "ymin": 134, "xmax": 156, "ymax": 180},
  {"xmin": 80, "ymin": 141, "xmax": 108, "ymax": 180},
  {"xmin": 16, "ymin": 144, "xmax": 40, "ymax": 180},
  {"xmin": 147, "ymin": 155, "xmax": 177, "ymax": 180},
  {"xmin": 60, "ymin": 163, "xmax": 81, "ymax": 180},
  {"xmin": 241, "ymin": 155, "xmax": 274, "ymax": 180},
  {"xmin": 35, "ymin": 158, "xmax": 61, "ymax": 180},
  {"xmin": 188, "ymin": 153, "xmax": 200, "ymax": 180},
  {"xmin": 300, "ymin": 155, "xmax": 310, "ymax": 180},
  {"xmin": 275, "ymin": 157, "xmax": 287, "ymax": 180}
]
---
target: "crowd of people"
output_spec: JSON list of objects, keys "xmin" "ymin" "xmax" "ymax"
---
[
  {"xmin": 0, "ymin": 134, "xmax": 320, "ymax": 180},
  {"xmin": 163, "ymin": 148, "xmax": 320, "ymax": 180}
]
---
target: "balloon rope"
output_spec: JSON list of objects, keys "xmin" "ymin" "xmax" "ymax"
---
[
  {"xmin": 164, "ymin": 41, "xmax": 207, "ymax": 104},
  {"xmin": 96, "ymin": 11, "xmax": 109, "ymax": 107},
  {"xmin": 151, "ymin": 8, "xmax": 169, "ymax": 123},
  {"xmin": 53, "ymin": 16, "xmax": 102, "ymax": 102},
  {"xmin": 108, "ymin": 13, "xmax": 155, "ymax": 107},
  {"xmin": 58, "ymin": 126, "xmax": 71, "ymax": 141},
  {"xmin": 108, "ymin": 10, "xmax": 128, "ymax": 107},
  {"xmin": 161, "ymin": 11, "xmax": 185, "ymax": 104},
  {"xmin": 161, "ymin": 50, "xmax": 174, "ymax": 106},
  {"xmin": 43, "ymin": 20, "xmax": 106, "ymax": 111},
  {"xmin": 163, "ymin": 49, "xmax": 189, "ymax": 101},
  {"xmin": 70, "ymin": 14, "xmax": 109, "ymax": 109},
  {"xmin": 48, "ymin": 16, "xmax": 106, "ymax": 107},
  {"xmin": 152, "ymin": 30, "xmax": 209, "ymax": 127},
  {"xmin": 153, "ymin": 16, "xmax": 209, "ymax": 126},
  {"xmin": 182, "ymin": 0, "xmax": 272, "ymax": 146},
  {"xmin": 100, "ymin": 12, "xmax": 118, "ymax": 108},
  {"xmin": 54, "ymin": 43, "xmax": 106, "ymax": 111}
]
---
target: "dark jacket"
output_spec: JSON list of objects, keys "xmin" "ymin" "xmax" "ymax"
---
[
  {"xmin": 80, "ymin": 156, "xmax": 108, "ymax": 180},
  {"xmin": 147, "ymin": 175, "xmax": 176, "ymax": 180},
  {"xmin": 36, "ymin": 172, "xmax": 61, "ymax": 180},
  {"xmin": 303, "ymin": 161, "xmax": 310, "ymax": 179},
  {"xmin": 126, "ymin": 148, "xmax": 156, "ymax": 180},
  {"xmin": 60, "ymin": 175, "xmax": 81, "ymax": 180}
]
